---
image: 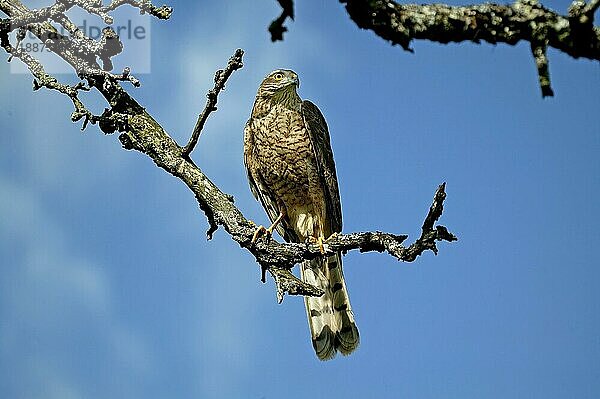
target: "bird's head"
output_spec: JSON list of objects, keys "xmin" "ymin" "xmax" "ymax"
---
[{"xmin": 257, "ymin": 69, "xmax": 300, "ymax": 97}]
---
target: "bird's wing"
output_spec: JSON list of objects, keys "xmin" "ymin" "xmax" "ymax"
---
[
  {"xmin": 301, "ymin": 102, "xmax": 359, "ymax": 360},
  {"xmin": 301, "ymin": 100, "xmax": 342, "ymax": 233},
  {"xmin": 243, "ymin": 120, "xmax": 261, "ymax": 200}
]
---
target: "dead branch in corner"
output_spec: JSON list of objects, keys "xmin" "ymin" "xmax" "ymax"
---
[{"xmin": 269, "ymin": 0, "xmax": 600, "ymax": 97}]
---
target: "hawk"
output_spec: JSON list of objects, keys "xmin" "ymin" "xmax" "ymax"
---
[{"xmin": 244, "ymin": 69, "xmax": 359, "ymax": 360}]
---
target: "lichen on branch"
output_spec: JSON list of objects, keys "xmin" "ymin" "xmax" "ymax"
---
[
  {"xmin": 268, "ymin": 0, "xmax": 599, "ymax": 97},
  {"xmin": 340, "ymin": 0, "xmax": 599, "ymax": 97}
]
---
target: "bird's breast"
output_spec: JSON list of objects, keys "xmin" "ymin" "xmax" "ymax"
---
[{"xmin": 250, "ymin": 107, "xmax": 314, "ymax": 201}]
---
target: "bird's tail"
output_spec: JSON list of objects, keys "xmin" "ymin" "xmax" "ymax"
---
[{"xmin": 300, "ymin": 252, "xmax": 359, "ymax": 360}]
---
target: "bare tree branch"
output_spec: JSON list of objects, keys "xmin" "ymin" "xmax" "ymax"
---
[
  {"xmin": 569, "ymin": 0, "xmax": 600, "ymax": 25},
  {"xmin": 269, "ymin": 0, "xmax": 294, "ymax": 41},
  {"xmin": 339, "ymin": 0, "xmax": 599, "ymax": 97},
  {"xmin": 269, "ymin": 0, "xmax": 599, "ymax": 97},
  {"xmin": 1, "ymin": 0, "xmax": 456, "ymax": 302},
  {"xmin": 339, "ymin": 0, "xmax": 600, "ymax": 58},
  {"xmin": 182, "ymin": 49, "xmax": 244, "ymax": 158}
]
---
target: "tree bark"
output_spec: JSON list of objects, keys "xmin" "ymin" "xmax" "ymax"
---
[{"xmin": 268, "ymin": 0, "xmax": 600, "ymax": 96}]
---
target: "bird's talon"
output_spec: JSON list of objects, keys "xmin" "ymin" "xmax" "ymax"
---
[
  {"xmin": 306, "ymin": 236, "xmax": 325, "ymax": 253},
  {"xmin": 306, "ymin": 236, "xmax": 318, "ymax": 246},
  {"xmin": 251, "ymin": 225, "xmax": 267, "ymax": 244},
  {"xmin": 317, "ymin": 235, "xmax": 326, "ymax": 255}
]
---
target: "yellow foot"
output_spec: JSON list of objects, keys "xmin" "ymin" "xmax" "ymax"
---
[
  {"xmin": 251, "ymin": 225, "xmax": 266, "ymax": 244},
  {"xmin": 318, "ymin": 236, "xmax": 326, "ymax": 254},
  {"xmin": 308, "ymin": 236, "xmax": 326, "ymax": 254},
  {"xmin": 251, "ymin": 225, "xmax": 274, "ymax": 244}
]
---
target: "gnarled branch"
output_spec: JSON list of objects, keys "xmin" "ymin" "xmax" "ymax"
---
[
  {"xmin": 269, "ymin": 0, "xmax": 294, "ymax": 41},
  {"xmin": 269, "ymin": 0, "xmax": 599, "ymax": 97},
  {"xmin": 1, "ymin": 0, "xmax": 456, "ymax": 302},
  {"xmin": 340, "ymin": 0, "xmax": 599, "ymax": 97}
]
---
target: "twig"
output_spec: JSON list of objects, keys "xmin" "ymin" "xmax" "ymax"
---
[
  {"xmin": 269, "ymin": 0, "xmax": 294, "ymax": 42},
  {"xmin": 268, "ymin": 12, "xmax": 288, "ymax": 42},
  {"xmin": 182, "ymin": 48, "xmax": 244, "ymax": 157},
  {"xmin": 570, "ymin": 0, "xmax": 600, "ymax": 25},
  {"xmin": 242, "ymin": 184, "xmax": 456, "ymax": 301},
  {"xmin": 531, "ymin": 42, "xmax": 554, "ymax": 97},
  {"xmin": 0, "ymin": 37, "xmax": 96, "ymax": 128},
  {"xmin": 298, "ymin": 184, "xmax": 456, "ymax": 264},
  {"xmin": 585, "ymin": 0, "xmax": 600, "ymax": 17}
]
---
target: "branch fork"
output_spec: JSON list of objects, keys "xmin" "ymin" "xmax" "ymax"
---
[{"xmin": 182, "ymin": 48, "xmax": 244, "ymax": 157}]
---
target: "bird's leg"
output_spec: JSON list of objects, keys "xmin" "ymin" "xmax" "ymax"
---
[
  {"xmin": 251, "ymin": 210, "xmax": 286, "ymax": 244},
  {"xmin": 324, "ymin": 232, "xmax": 339, "ymax": 243},
  {"xmin": 251, "ymin": 225, "xmax": 268, "ymax": 244},
  {"xmin": 267, "ymin": 210, "xmax": 285, "ymax": 234},
  {"xmin": 317, "ymin": 235, "xmax": 325, "ymax": 254}
]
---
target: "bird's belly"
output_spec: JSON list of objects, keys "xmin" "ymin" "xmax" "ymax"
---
[
  {"xmin": 258, "ymin": 151, "xmax": 310, "ymax": 203},
  {"xmin": 248, "ymin": 108, "xmax": 325, "ymax": 238},
  {"xmin": 253, "ymin": 130, "xmax": 313, "ymax": 203}
]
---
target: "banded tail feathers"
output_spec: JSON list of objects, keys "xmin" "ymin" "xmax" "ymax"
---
[{"xmin": 301, "ymin": 253, "xmax": 359, "ymax": 360}]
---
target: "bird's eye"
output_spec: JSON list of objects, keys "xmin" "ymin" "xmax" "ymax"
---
[{"xmin": 273, "ymin": 73, "xmax": 284, "ymax": 80}]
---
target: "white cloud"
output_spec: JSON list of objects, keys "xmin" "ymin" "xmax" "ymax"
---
[
  {"xmin": 110, "ymin": 325, "xmax": 155, "ymax": 376},
  {"xmin": 0, "ymin": 174, "xmax": 154, "ymax": 398},
  {"xmin": 24, "ymin": 357, "xmax": 85, "ymax": 399}
]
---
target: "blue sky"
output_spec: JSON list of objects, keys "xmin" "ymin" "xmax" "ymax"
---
[{"xmin": 1, "ymin": 0, "xmax": 599, "ymax": 398}]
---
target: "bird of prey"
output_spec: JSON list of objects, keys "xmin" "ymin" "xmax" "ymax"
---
[{"xmin": 244, "ymin": 69, "xmax": 359, "ymax": 360}]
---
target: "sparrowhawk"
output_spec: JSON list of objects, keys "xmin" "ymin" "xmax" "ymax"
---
[{"xmin": 244, "ymin": 69, "xmax": 359, "ymax": 360}]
